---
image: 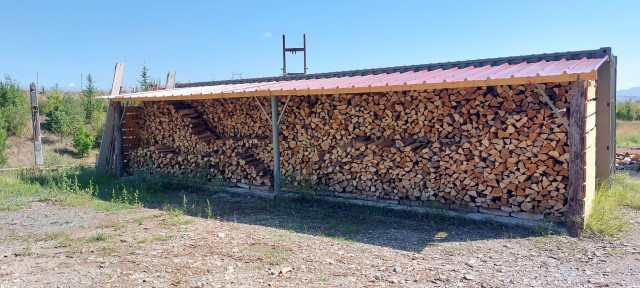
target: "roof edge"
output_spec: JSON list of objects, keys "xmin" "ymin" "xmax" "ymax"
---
[
  {"xmin": 176, "ymin": 47, "xmax": 611, "ymax": 88},
  {"xmin": 106, "ymin": 72, "xmax": 597, "ymax": 102}
]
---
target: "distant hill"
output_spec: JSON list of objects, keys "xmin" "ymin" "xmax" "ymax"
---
[
  {"xmin": 617, "ymin": 87, "xmax": 640, "ymax": 102},
  {"xmin": 618, "ymin": 87, "xmax": 640, "ymax": 97}
]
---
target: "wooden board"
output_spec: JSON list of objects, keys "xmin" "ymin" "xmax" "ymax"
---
[
  {"xmin": 123, "ymin": 113, "xmax": 142, "ymax": 121},
  {"xmin": 585, "ymin": 127, "xmax": 597, "ymax": 150},
  {"xmin": 567, "ymin": 80, "xmax": 586, "ymax": 236},
  {"xmin": 122, "ymin": 120, "xmax": 141, "ymax": 129},
  {"xmin": 585, "ymin": 99, "xmax": 596, "ymax": 117},
  {"xmin": 585, "ymin": 113, "xmax": 596, "ymax": 133},
  {"xmin": 123, "ymin": 137, "xmax": 141, "ymax": 145}
]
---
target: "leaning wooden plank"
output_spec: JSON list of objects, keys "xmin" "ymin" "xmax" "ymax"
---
[{"xmin": 97, "ymin": 63, "xmax": 124, "ymax": 173}]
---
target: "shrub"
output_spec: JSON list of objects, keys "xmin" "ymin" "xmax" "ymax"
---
[
  {"xmin": 46, "ymin": 109, "xmax": 71, "ymax": 136},
  {"xmin": 0, "ymin": 116, "xmax": 8, "ymax": 166},
  {"xmin": 40, "ymin": 85, "xmax": 64, "ymax": 117},
  {"xmin": 0, "ymin": 77, "xmax": 30, "ymax": 136},
  {"xmin": 45, "ymin": 94, "xmax": 85, "ymax": 138},
  {"xmin": 616, "ymin": 101, "xmax": 640, "ymax": 121},
  {"xmin": 73, "ymin": 126, "xmax": 94, "ymax": 156}
]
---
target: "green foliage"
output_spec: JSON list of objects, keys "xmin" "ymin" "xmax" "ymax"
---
[
  {"xmin": 83, "ymin": 73, "xmax": 100, "ymax": 123},
  {"xmin": 586, "ymin": 174, "xmax": 640, "ymax": 238},
  {"xmin": 46, "ymin": 109, "xmax": 71, "ymax": 136},
  {"xmin": 45, "ymin": 93, "xmax": 85, "ymax": 138},
  {"xmin": 89, "ymin": 107, "xmax": 106, "ymax": 137},
  {"xmin": 617, "ymin": 134, "xmax": 640, "ymax": 148},
  {"xmin": 138, "ymin": 65, "xmax": 150, "ymax": 92},
  {"xmin": 40, "ymin": 85, "xmax": 65, "ymax": 117},
  {"xmin": 0, "ymin": 77, "xmax": 30, "ymax": 136},
  {"xmin": 616, "ymin": 101, "xmax": 640, "ymax": 121},
  {"xmin": 73, "ymin": 126, "xmax": 95, "ymax": 156},
  {"xmin": 0, "ymin": 117, "xmax": 8, "ymax": 166}
]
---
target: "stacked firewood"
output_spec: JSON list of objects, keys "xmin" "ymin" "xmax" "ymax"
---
[
  {"xmin": 128, "ymin": 82, "xmax": 573, "ymax": 215},
  {"xmin": 616, "ymin": 151, "xmax": 640, "ymax": 171}
]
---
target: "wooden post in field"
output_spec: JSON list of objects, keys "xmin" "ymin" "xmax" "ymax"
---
[
  {"xmin": 29, "ymin": 83, "xmax": 43, "ymax": 165},
  {"xmin": 166, "ymin": 72, "xmax": 176, "ymax": 89},
  {"xmin": 97, "ymin": 63, "xmax": 124, "ymax": 174},
  {"xmin": 567, "ymin": 80, "xmax": 587, "ymax": 237}
]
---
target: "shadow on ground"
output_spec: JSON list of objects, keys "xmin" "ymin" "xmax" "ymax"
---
[{"xmin": 22, "ymin": 167, "xmax": 544, "ymax": 252}]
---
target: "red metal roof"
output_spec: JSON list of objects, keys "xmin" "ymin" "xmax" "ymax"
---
[{"xmin": 103, "ymin": 56, "xmax": 608, "ymax": 102}]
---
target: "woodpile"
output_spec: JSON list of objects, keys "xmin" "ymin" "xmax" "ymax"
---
[
  {"xmin": 128, "ymin": 82, "xmax": 575, "ymax": 215},
  {"xmin": 616, "ymin": 150, "xmax": 640, "ymax": 171}
]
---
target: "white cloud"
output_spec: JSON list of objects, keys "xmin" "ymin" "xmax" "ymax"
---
[
  {"xmin": 263, "ymin": 32, "xmax": 272, "ymax": 37},
  {"xmin": 68, "ymin": 82, "xmax": 76, "ymax": 87}
]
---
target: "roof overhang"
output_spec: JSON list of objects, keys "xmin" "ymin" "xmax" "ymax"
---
[{"xmin": 100, "ymin": 51, "xmax": 609, "ymax": 102}]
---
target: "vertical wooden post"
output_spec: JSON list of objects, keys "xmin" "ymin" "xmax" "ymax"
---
[
  {"xmin": 113, "ymin": 102, "xmax": 124, "ymax": 177},
  {"xmin": 595, "ymin": 57, "xmax": 616, "ymax": 182},
  {"xmin": 567, "ymin": 80, "xmax": 587, "ymax": 236},
  {"xmin": 97, "ymin": 63, "xmax": 124, "ymax": 174},
  {"xmin": 271, "ymin": 96, "xmax": 281, "ymax": 195},
  {"xmin": 29, "ymin": 83, "xmax": 43, "ymax": 165}
]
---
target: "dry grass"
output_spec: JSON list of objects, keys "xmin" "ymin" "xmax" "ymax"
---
[
  {"xmin": 617, "ymin": 120, "xmax": 640, "ymax": 148},
  {"xmin": 4, "ymin": 129, "xmax": 98, "ymax": 168}
]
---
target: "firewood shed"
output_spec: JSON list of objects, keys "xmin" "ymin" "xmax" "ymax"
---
[{"xmin": 97, "ymin": 47, "xmax": 616, "ymax": 235}]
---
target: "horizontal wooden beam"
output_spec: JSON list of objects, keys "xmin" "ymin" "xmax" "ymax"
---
[{"xmin": 102, "ymin": 72, "xmax": 597, "ymax": 102}]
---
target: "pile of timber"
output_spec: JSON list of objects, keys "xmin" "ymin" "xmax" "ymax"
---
[
  {"xmin": 128, "ymin": 82, "xmax": 573, "ymax": 215},
  {"xmin": 616, "ymin": 150, "xmax": 640, "ymax": 171}
]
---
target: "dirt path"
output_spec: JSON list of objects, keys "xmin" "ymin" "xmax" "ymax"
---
[{"xmin": 1, "ymin": 194, "xmax": 639, "ymax": 287}]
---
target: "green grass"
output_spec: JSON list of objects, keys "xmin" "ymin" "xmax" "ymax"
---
[
  {"xmin": 244, "ymin": 246, "xmax": 287, "ymax": 256},
  {"xmin": 585, "ymin": 174, "xmax": 640, "ymax": 237},
  {"xmin": 153, "ymin": 234, "xmax": 173, "ymax": 241},
  {"xmin": 617, "ymin": 134, "xmax": 640, "ymax": 148},
  {"xmin": 0, "ymin": 172, "xmax": 49, "ymax": 211},
  {"xmin": 616, "ymin": 120, "xmax": 640, "ymax": 147},
  {"xmin": 38, "ymin": 231, "xmax": 75, "ymax": 247},
  {"xmin": 85, "ymin": 231, "xmax": 111, "ymax": 243}
]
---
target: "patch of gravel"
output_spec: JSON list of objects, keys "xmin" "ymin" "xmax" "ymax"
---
[{"xmin": 1, "ymin": 200, "xmax": 639, "ymax": 287}]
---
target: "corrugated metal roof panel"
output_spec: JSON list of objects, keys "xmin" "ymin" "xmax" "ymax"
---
[{"xmin": 103, "ymin": 55, "xmax": 608, "ymax": 102}]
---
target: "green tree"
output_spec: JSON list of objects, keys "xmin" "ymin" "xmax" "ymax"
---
[
  {"xmin": 40, "ymin": 85, "xmax": 65, "ymax": 116},
  {"xmin": 83, "ymin": 73, "xmax": 97, "ymax": 123},
  {"xmin": 46, "ymin": 109, "xmax": 71, "ymax": 136},
  {"xmin": 45, "ymin": 93, "xmax": 85, "ymax": 138},
  {"xmin": 138, "ymin": 64, "xmax": 150, "ymax": 92},
  {"xmin": 73, "ymin": 126, "xmax": 94, "ymax": 156},
  {"xmin": 0, "ymin": 76, "xmax": 30, "ymax": 136}
]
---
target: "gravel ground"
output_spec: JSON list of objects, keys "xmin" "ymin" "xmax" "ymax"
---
[{"xmin": 1, "ymin": 193, "xmax": 639, "ymax": 288}]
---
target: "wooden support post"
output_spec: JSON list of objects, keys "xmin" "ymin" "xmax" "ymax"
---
[
  {"xmin": 595, "ymin": 56, "xmax": 616, "ymax": 182},
  {"xmin": 29, "ymin": 83, "xmax": 43, "ymax": 165},
  {"xmin": 97, "ymin": 63, "xmax": 124, "ymax": 174},
  {"xmin": 567, "ymin": 80, "xmax": 587, "ymax": 236},
  {"xmin": 271, "ymin": 96, "xmax": 281, "ymax": 195},
  {"xmin": 113, "ymin": 102, "xmax": 124, "ymax": 177}
]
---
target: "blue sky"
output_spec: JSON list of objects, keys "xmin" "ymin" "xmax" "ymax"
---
[{"xmin": 1, "ymin": 0, "xmax": 639, "ymax": 92}]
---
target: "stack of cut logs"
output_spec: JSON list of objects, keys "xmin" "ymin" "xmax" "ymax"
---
[
  {"xmin": 616, "ymin": 151, "xmax": 640, "ymax": 171},
  {"xmin": 128, "ymin": 82, "xmax": 573, "ymax": 215}
]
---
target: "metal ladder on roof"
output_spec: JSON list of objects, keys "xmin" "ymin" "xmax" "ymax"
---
[{"xmin": 282, "ymin": 34, "xmax": 307, "ymax": 76}]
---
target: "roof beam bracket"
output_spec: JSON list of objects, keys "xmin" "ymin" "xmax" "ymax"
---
[
  {"xmin": 277, "ymin": 95, "xmax": 292, "ymax": 126},
  {"xmin": 534, "ymin": 83, "xmax": 570, "ymax": 131},
  {"xmin": 253, "ymin": 96, "xmax": 272, "ymax": 125}
]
